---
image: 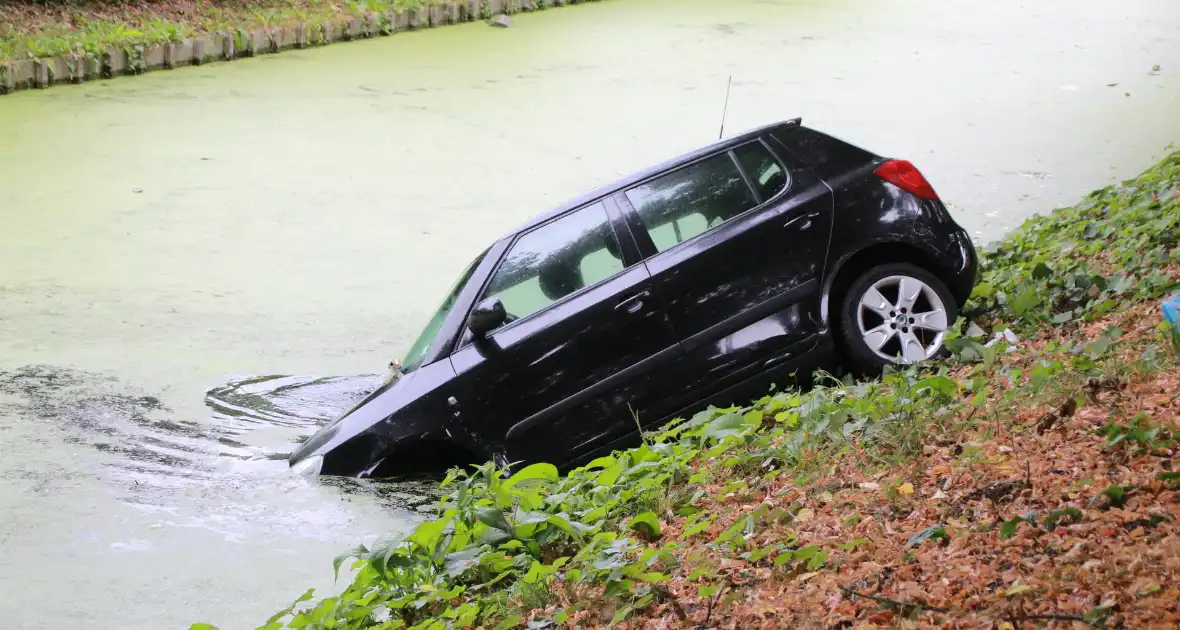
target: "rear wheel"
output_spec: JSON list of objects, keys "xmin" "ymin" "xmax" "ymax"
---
[{"xmin": 837, "ymin": 263, "xmax": 956, "ymax": 374}]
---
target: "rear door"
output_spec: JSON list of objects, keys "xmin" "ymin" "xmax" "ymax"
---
[
  {"xmin": 444, "ymin": 200, "xmax": 681, "ymax": 467},
  {"xmin": 614, "ymin": 138, "xmax": 834, "ymax": 414}
]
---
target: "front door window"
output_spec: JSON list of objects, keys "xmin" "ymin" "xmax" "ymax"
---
[{"xmin": 474, "ymin": 202, "xmax": 627, "ymax": 333}]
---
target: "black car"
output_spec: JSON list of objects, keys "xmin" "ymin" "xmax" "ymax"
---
[{"xmin": 290, "ymin": 118, "xmax": 977, "ymax": 478}]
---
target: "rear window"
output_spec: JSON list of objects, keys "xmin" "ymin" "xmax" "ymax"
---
[{"xmin": 734, "ymin": 141, "xmax": 789, "ymax": 201}]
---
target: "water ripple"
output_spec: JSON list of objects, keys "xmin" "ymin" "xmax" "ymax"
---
[{"xmin": 0, "ymin": 365, "xmax": 439, "ymax": 513}]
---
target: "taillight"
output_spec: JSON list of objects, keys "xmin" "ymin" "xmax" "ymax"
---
[{"xmin": 874, "ymin": 159, "xmax": 939, "ymax": 200}]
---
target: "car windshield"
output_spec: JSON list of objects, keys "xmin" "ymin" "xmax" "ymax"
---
[{"xmin": 399, "ymin": 249, "xmax": 487, "ymax": 373}]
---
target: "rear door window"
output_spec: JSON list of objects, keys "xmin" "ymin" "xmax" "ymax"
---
[
  {"xmin": 624, "ymin": 152, "xmax": 758, "ymax": 254},
  {"xmin": 477, "ymin": 202, "xmax": 627, "ymax": 328},
  {"xmin": 734, "ymin": 141, "xmax": 789, "ymax": 201}
]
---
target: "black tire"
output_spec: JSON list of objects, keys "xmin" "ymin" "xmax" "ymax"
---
[{"xmin": 836, "ymin": 262, "xmax": 958, "ymax": 375}]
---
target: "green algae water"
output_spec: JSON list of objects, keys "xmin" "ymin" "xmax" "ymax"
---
[{"xmin": 1, "ymin": 0, "xmax": 1178, "ymax": 627}]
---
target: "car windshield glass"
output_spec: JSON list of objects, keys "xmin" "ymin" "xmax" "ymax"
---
[{"xmin": 400, "ymin": 249, "xmax": 487, "ymax": 373}]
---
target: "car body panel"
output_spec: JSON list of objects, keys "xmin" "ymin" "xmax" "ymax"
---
[{"xmin": 560, "ymin": 332, "xmax": 838, "ymax": 471}]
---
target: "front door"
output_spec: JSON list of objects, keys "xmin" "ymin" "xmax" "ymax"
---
[
  {"xmin": 615, "ymin": 138, "xmax": 834, "ymax": 414},
  {"xmin": 444, "ymin": 200, "xmax": 681, "ymax": 467}
]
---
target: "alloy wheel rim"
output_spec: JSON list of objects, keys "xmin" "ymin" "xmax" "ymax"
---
[{"xmin": 856, "ymin": 275, "xmax": 948, "ymax": 364}]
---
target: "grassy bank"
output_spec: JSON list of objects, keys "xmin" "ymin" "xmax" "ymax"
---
[
  {"xmin": 0, "ymin": 0, "xmax": 470, "ymax": 62},
  {"xmin": 198, "ymin": 151, "xmax": 1180, "ymax": 630}
]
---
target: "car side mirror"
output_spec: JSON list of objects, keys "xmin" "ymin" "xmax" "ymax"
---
[{"xmin": 468, "ymin": 297, "xmax": 507, "ymax": 338}]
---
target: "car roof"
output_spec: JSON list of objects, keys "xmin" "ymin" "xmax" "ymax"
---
[{"xmin": 508, "ymin": 118, "xmax": 802, "ymax": 235}]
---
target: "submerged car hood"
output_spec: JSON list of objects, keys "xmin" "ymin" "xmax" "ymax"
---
[{"xmin": 288, "ymin": 369, "xmax": 422, "ymax": 465}]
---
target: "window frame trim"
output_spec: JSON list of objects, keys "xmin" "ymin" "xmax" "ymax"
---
[
  {"xmin": 454, "ymin": 197, "xmax": 639, "ymax": 348},
  {"xmin": 615, "ymin": 137, "xmax": 794, "ymax": 260},
  {"xmin": 731, "ymin": 149, "xmax": 765, "ymax": 206}
]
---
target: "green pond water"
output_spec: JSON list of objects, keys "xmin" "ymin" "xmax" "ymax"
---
[{"xmin": 0, "ymin": 0, "xmax": 1178, "ymax": 627}]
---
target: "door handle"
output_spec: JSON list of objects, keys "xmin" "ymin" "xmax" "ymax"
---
[
  {"xmin": 615, "ymin": 290, "xmax": 650, "ymax": 314},
  {"xmin": 784, "ymin": 211, "xmax": 821, "ymax": 231},
  {"xmin": 446, "ymin": 396, "xmax": 461, "ymax": 419}
]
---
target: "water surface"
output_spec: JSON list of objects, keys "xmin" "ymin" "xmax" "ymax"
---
[{"xmin": 1, "ymin": 0, "xmax": 1178, "ymax": 627}]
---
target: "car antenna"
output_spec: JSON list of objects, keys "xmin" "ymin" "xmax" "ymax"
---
[{"xmin": 718, "ymin": 75, "xmax": 732, "ymax": 140}]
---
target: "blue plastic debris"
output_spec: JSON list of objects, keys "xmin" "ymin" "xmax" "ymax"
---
[{"xmin": 1164, "ymin": 294, "xmax": 1180, "ymax": 329}]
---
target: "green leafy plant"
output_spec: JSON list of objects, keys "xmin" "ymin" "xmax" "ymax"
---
[
  {"xmin": 1098, "ymin": 412, "xmax": 1173, "ymax": 450},
  {"xmin": 906, "ymin": 525, "xmax": 950, "ymax": 547},
  {"xmin": 1043, "ymin": 507, "xmax": 1083, "ymax": 530},
  {"xmin": 999, "ymin": 510, "xmax": 1039, "ymax": 539},
  {"xmin": 1094, "ymin": 484, "xmax": 1136, "ymax": 509},
  {"xmin": 626, "ymin": 512, "xmax": 661, "ymax": 539}
]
